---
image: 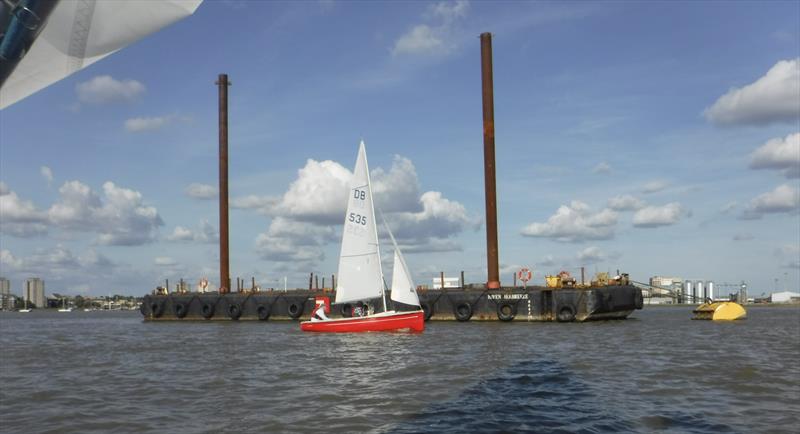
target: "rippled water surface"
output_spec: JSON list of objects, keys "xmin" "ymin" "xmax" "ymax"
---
[{"xmin": 1, "ymin": 306, "xmax": 798, "ymax": 433}]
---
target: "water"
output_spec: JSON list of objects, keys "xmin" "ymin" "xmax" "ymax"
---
[{"xmin": 1, "ymin": 306, "xmax": 798, "ymax": 433}]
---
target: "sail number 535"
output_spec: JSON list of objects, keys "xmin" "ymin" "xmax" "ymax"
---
[{"xmin": 349, "ymin": 213, "xmax": 367, "ymax": 225}]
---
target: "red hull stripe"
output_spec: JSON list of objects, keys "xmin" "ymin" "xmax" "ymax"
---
[{"xmin": 301, "ymin": 311, "xmax": 424, "ymax": 333}]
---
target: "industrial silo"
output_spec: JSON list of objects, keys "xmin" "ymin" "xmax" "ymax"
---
[
  {"xmin": 707, "ymin": 281, "xmax": 714, "ymax": 301},
  {"xmin": 683, "ymin": 280, "xmax": 693, "ymax": 304},
  {"xmin": 695, "ymin": 280, "xmax": 705, "ymax": 303}
]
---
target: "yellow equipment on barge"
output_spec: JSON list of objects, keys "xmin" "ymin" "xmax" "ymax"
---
[{"xmin": 692, "ymin": 301, "xmax": 747, "ymax": 321}]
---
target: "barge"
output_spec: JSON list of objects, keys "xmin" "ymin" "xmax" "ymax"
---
[{"xmin": 141, "ymin": 284, "xmax": 643, "ymax": 322}]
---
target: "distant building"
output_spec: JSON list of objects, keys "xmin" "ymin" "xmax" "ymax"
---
[
  {"xmin": 770, "ymin": 291, "xmax": 800, "ymax": 303},
  {"xmin": 0, "ymin": 278, "xmax": 14, "ymax": 310},
  {"xmin": 649, "ymin": 276, "xmax": 682, "ymax": 304},
  {"xmin": 432, "ymin": 277, "xmax": 460, "ymax": 289},
  {"xmin": 25, "ymin": 278, "xmax": 45, "ymax": 308}
]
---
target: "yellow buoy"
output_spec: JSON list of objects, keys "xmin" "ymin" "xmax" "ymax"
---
[{"xmin": 692, "ymin": 301, "xmax": 747, "ymax": 320}]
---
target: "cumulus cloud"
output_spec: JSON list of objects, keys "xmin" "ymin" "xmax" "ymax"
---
[
  {"xmin": 76, "ymin": 75, "xmax": 145, "ymax": 104},
  {"xmin": 166, "ymin": 221, "xmax": 218, "ymax": 243},
  {"xmin": 371, "ymin": 155, "xmax": 423, "ymax": 213},
  {"xmin": 1, "ymin": 246, "xmax": 116, "ymax": 288},
  {"xmin": 124, "ymin": 116, "xmax": 171, "ymax": 132},
  {"xmin": 740, "ymin": 184, "xmax": 800, "ymax": 219},
  {"xmin": 577, "ymin": 246, "xmax": 606, "ymax": 264},
  {"xmin": 186, "ymin": 183, "xmax": 218, "ymax": 200},
  {"xmin": 775, "ymin": 244, "xmax": 800, "ymax": 269},
  {"xmin": 392, "ymin": 0, "xmax": 469, "ymax": 56},
  {"xmin": 231, "ymin": 195, "xmax": 278, "ymax": 213},
  {"xmin": 0, "ymin": 183, "xmax": 49, "ymax": 237},
  {"xmin": 607, "ymin": 194, "xmax": 645, "ymax": 211},
  {"xmin": 749, "ymin": 132, "xmax": 800, "ymax": 179},
  {"xmin": 386, "ymin": 191, "xmax": 480, "ymax": 248},
  {"xmin": 521, "ymin": 201, "xmax": 618, "ymax": 242},
  {"xmin": 251, "ymin": 154, "xmax": 477, "ymax": 263},
  {"xmin": 633, "ymin": 202, "xmax": 684, "ymax": 228},
  {"xmin": 273, "ymin": 159, "xmax": 351, "ymax": 225},
  {"xmin": 642, "ymin": 180, "xmax": 669, "ymax": 194},
  {"xmin": 255, "ymin": 217, "xmax": 336, "ymax": 264},
  {"xmin": 154, "ymin": 257, "xmax": 177, "ymax": 266},
  {"xmin": 704, "ymin": 58, "xmax": 800, "ymax": 126},
  {"xmin": 592, "ymin": 162, "xmax": 612, "ymax": 174},
  {"xmin": 48, "ymin": 181, "xmax": 163, "ymax": 245},
  {"xmin": 40, "ymin": 166, "xmax": 53, "ymax": 185}
]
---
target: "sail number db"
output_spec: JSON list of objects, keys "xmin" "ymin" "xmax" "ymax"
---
[{"xmin": 349, "ymin": 213, "xmax": 367, "ymax": 225}]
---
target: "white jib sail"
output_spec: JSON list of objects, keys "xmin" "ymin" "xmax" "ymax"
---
[
  {"xmin": 335, "ymin": 141, "xmax": 384, "ymax": 304},
  {"xmin": 390, "ymin": 249, "xmax": 420, "ymax": 307}
]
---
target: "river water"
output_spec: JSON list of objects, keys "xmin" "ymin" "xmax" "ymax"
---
[{"xmin": 1, "ymin": 306, "xmax": 798, "ymax": 433}]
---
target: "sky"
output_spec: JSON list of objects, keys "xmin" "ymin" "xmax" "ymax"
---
[{"xmin": 0, "ymin": 0, "xmax": 798, "ymax": 298}]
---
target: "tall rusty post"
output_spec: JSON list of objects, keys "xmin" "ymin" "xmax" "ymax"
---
[
  {"xmin": 216, "ymin": 74, "xmax": 230, "ymax": 294},
  {"xmin": 480, "ymin": 32, "xmax": 500, "ymax": 289}
]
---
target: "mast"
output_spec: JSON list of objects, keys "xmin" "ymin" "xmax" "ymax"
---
[
  {"xmin": 480, "ymin": 32, "xmax": 501, "ymax": 289},
  {"xmin": 216, "ymin": 74, "xmax": 231, "ymax": 294},
  {"xmin": 363, "ymin": 144, "xmax": 387, "ymax": 312}
]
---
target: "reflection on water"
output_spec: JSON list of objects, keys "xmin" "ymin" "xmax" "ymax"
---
[{"xmin": 0, "ymin": 306, "xmax": 798, "ymax": 433}]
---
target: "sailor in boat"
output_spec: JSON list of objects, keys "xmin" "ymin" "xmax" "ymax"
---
[{"xmin": 311, "ymin": 304, "xmax": 330, "ymax": 322}]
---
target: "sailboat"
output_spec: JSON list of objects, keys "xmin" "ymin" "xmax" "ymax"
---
[
  {"xmin": 19, "ymin": 296, "xmax": 30, "ymax": 313},
  {"xmin": 301, "ymin": 141, "xmax": 424, "ymax": 333},
  {"xmin": 58, "ymin": 298, "xmax": 72, "ymax": 312}
]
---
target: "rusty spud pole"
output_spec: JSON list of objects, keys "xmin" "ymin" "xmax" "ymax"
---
[
  {"xmin": 480, "ymin": 32, "xmax": 500, "ymax": 289},
  {"xmin": 216, "ymin": 74, "xmax": 230, "ymax": 294}
]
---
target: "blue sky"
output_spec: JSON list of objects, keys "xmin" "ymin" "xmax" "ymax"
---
[{"xmin": 1, "ymin": 0, "xmax": 798, "ymax": 297}]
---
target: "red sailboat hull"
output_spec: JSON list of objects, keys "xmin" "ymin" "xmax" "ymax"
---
[{"xmin": 300, "ymin": 310, "xmax": 424, "ymax": 333}]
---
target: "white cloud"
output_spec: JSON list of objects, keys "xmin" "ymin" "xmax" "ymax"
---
[
  {"xmin": 607, "ymin": 194, "xmax": 645, "ymax": 211},
  {"xmin": 775, "ymin": 244, "xmax": 800, "ymax": 269},
  {"xmin": 124, "ymin": 116, "xmax": 171, "ymax": 132},
  {"xmin": 577, "ymin": 246, "xmax": 606, "ymax": 264},
  {"xmin": 0, "ymin": 246, "xmax": 116, "ymax": 287},
  {"xmin": 387, "ymin": 190, "xmax": 480, "ymax": 248},
  {"xmin": 633, "ymin": 202, "xmax": 684, "ymax": 228},
  {"xmin": 255, "ymin": 217, "xmax": 335, "ymax": 264},
  {"xmin": 40, "ymin": 166, "xmax": 53, "ymax": 185},
  {"xmin": 641, "ymin": 180, "xmax": 669, "ymax": 194},
  {"xmin": 274, "ymin": 159, "xmax": 351, "ymax": 224},
  {"xmin": 428, "ymin": 0, "xmax": 469, "ymax": 21},
  {"xmin": 720, "ymin": 201, "xmax": 738, "ymax": 214},
  {"xmin": 231, "ymin": 195, "xmax": 278, "ymax": 213},
  {"xmin": 741, "ymin": 184, "xmax": 800, "ymax": 219},
  {"xmin": 155, "ymin": 257, "xmax": 177, "ymax": 266},
  {"xmin": 750, "ymin": 132, "xmax": 800, "ymax": 179},
  {"xmin": 371, "ymin": 155, "xmax": 423, "ymax": 213},
  {"xmin": 392, "ymin": 1, "xmax": 469, "ymax": 57},
  {"xmin": 76, "ymin": 75, "xmax": 145, "ymax": 104},
  {"xmin": 186, "ymin": 183, "xmax": 218, "ymax": 200},
  {"xmin": 521, "ymin": 201, "xmax": 618, "ymax": 242},
  {"xmin": 250, "ymin": 154, "xmax": 477, "ymax": 262},
  {"xmin": 48, "ymin": 181, "xmax": 163, "ymax": 245},
  {"xmin": 592, "ymin": 162, "xmax": 612, "ymax": 174},
  {"xmin": 166, "ymin": 220, "xmax": 218, "ymax": 243},
  {"xmin": 704, "ymin": 58, "xmax": 800, "ymax": 126},
  {"xmin": 0, "ymin": 184, "xmax": 49, "ymax": 237}
]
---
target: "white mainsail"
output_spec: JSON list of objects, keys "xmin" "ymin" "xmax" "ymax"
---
[
  {"xmin": 1, "ymin": 0, "xmax": 203, "ymax": 109},
  {"xmin": 335, "ymin": 141, "xmax": 384, "ymax": 304}
]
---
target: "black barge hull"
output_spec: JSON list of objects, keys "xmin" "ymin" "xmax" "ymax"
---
[{"xmin": 141, "ymin": 285, "xmax": 642, "ymax": 322}]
